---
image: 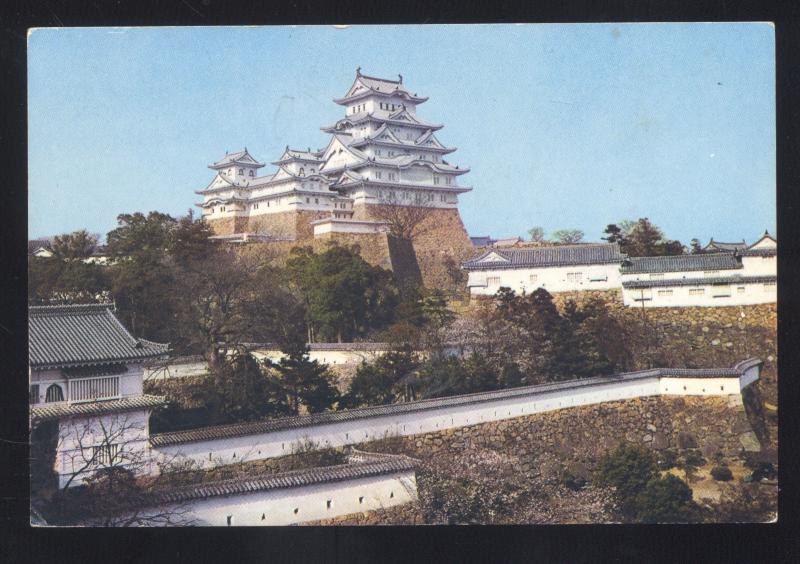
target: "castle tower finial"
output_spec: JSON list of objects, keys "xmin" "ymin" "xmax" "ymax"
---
[
  {"xmin": 356, "ymin": 66, "xmax": 362, "ymax": 76},
  {"xmin": 398, "ymin": 73, "xmax": 403, "ymax": 83}
]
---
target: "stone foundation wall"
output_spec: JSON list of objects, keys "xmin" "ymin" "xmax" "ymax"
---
[
  {"xmin": 361, "ymin": 395, "xmax": 760, "ymax": 464},
  {"xmin": 351, "ymin": 204, "xmax": 475, "ymax": 291}
]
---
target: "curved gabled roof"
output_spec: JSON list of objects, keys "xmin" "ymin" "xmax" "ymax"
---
[
  {"xmin": 208, "ymin": 148, "xmax": 265, "ymax": 170},
  {"xmin": 621, "ymin": 252, "xmax": 743, "ymax": 274},
  {"xmin": 334, "ymin": 69, "xmax": 428, "ymax": 106},
  {"xmin": 463, "ymin": 244, "xmax": 624, "ymax": 270},
  {"xmin": 29, "ymin": 304, "xmax": 169, "ymax": 370}
]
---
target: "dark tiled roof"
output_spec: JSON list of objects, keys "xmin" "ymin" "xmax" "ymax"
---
[
  {"xmin": 150, "ymin": 451, "xmax": 417, "ymax": 505},
  {"xmin": 28, "ymin": 239, "xmax": 52, "ymax": 254},
  {"xmin": 623, "ymin": 275, "xmax": 777, "ymax": 289},
  {"xmin": 29, "ymin": 304, "xmax": 170, "ymax": 369},
  {"xmin": 738, "ymin": 248, "xmax": 777, "ymax": 257},
  {"xmin": 704, "ymin": 239, "xmax": 747, "ymax": 252},
  {"xmin": 462, "ymin": 243, "xmax": 623, "ymax": 270},
  {"xmin": 30, "ymin": 394, "xmax": 166, "ymax": 422},
  {"xmin": 620, "ymin": 253, "xmax": 742, "ymax": 274},
  {"xmin": 470, "ymin": 236, "xmax": 494, "ymax": 247},
  {"xmin": 150, "ymin": 359, "xmax": 761, "ymax": 447}
]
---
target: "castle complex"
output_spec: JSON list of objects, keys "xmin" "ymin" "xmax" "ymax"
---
[{"xmin": 196, "ymin": 70, "xmax": 474, "ymax": 274}]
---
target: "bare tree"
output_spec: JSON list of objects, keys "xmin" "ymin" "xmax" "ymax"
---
[
  {"xmin": 35, "ymin": 413, "xmax": 197, "ymax": 526},
  {"xmin": 552, "ymin": 229, "xmax": 585, "ymax": 244},
  {"xmin": 370, "ymin": 194, "xmax": 437, "ymax": 240}
]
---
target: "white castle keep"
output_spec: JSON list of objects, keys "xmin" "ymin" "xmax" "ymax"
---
[{"xmin": 196, "ymin": 68, "xmax": 472, "ymax": 241}]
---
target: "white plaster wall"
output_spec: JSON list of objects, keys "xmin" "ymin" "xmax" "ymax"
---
[
  {"xmin": 153, "ymin": 377, "xmax": 665, "ymax": 468},
  {"xmin": 622, "ymin": 269, "xmax": 741, "ymax": 282},
  {"xmin": 153, "ymin": 372, "xmax": 757, "ymax": 470},
  {"xmin": 143, "ymin": 360, "xmax": 209, "ymax": 381},
  {"xmin": 622, "ymin": 282, "xmax": 776, "ymax": 307},
  {"xmin": 57, "ymin": 409, "xmax": 153, "ymax": 488},
  {"xmin": 741, "ymin": 255, "xmax": 777, "ymax": 276},
  {"xmin": 143, "ymin": 471, "xmax": 416, "ymax": 527},
  {"xmin": 468, "ymin": 263, "xmax": 622, "ymax": 296},
  {"xmin": 312, "ymin": 220, "xmax": 388, "ymax": 235}
]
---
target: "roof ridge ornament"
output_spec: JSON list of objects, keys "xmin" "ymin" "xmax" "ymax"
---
[
  {"xmin": 398, "ymin": 73, "xmax": 402, "ymax": 83},
  {"xmin": 356, "ymin": 66, "xmax": 361, "ymax": 76}
]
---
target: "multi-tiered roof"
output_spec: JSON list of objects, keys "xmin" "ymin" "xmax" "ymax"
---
[{"xmin": 196, "ymin": 69, "xmax": 471, "ymax": 225}]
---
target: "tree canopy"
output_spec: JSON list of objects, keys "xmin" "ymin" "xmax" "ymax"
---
[{"xmin": 286, "ymin": 244, "xmax": 399, "ymax": 343}]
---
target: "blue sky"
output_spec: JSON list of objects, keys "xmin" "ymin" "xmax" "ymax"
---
[{"xmin": 28, "ymin": 24, "xmax": 775, "ymax": 244}]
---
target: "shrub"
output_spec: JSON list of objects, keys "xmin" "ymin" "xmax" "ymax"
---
[
  {"xmin": 656, "ymin": 449, "xmax": 678, "ymax": 470},
  {"xmin": 634, "ymin": 475, "xmax": 696, "ymax": 523},
  {"xmin": 683, "ymin": 449, "xmax": 706, "ymax": 468},
  {"xmin": 595, "ymin": 444, "xmax": 657, "ymax": 509},
  {"xmin": 750, "ymin": 462, "xmax": 777, "ymax": 482},
  {"xmin": 710, "ymin": 466, "xmax": 733, "ymax": 481},
  {"xmin": 561, "ymin": 470, "xmax": 587, "ymax": 491}
]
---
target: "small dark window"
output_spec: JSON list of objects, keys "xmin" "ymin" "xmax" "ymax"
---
[
  {"xmin": 359, "ymin": 496, "xmax": 364, "ymax": 504},
  {"xmin": 390, "ymin": 491, "xmax": 394, "ymax": 499},
  {"xmin": 238, "ymin": 168, "xmax": 244, "ymax": 175},
  {"xmin": 261, "ymin": 513, "xmax": 266, "ymax": 521},
  {"xmin": 249, "ymin": 170, "xmax": 254, "ymax": 177},
  {"xmin": 299, "ymin": 167, "xmax": 305, "ymax": 176},
  {"xmin": 293, "ymin": 508, "xmax": 299, "ymax": 515},
  {"xmin": 45, "ymin": 384, "xmax": 63, "ymax": 403},
  {"xmin": 326, "ymin": 500, "xmax": 332, "ymax": 509},
  {"xmin": 226, "ymin": 515, "xmax": 232, "ymax": 526},
  {"xmin": 232, "ymin": 452, "xmax": 236, "ymax": 458},
  {"xmin": 29, "ymin": 385, "xmax": 40, "ymax": 404}
]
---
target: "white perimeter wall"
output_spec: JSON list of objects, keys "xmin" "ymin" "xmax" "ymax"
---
[
  {"xmin": 622, "ymin": 281, "xmax": 776, "ymax": 308},
  {"xmin": 140, "ymin": 471, "xmax": 416, "ymax": 527},
  {"xmin": 468, "ymin": 263, "xmax": 621, "ymax": 296},
  {"xmin": 152, "ymin": 373, "xmax": 753, "ymax": 470}
]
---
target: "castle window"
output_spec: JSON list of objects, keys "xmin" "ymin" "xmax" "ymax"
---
[
  {"xmin": 375, "ymin": 171, "xmax": 382, "ymax": 179},
  {"xmin": 704, "ymin": 270, "xmax": 720, "ymax": 277},
  {"xmin": 249, "ymin": 170, "xmax": 254, "ymax": 177},
  {"xmin": 92, "ymin": 443, "xmax": 119, "ymax": 466},
  {"xmin": 487, "ymin": 276, "xmax": 501, "ymax": 286},
  {"xmin": 763, "ymin": 281, "xmax": 776, "ymax": 291},
  {"xmin": 657, "ymin": 289, "xmax": 673, "ymax": 296},
  {"xmin": 306, "ymin": 198, "xmax": 310, "ymax": 203},
  {"xmin": 45, "ymin": 384, "xmax": 63, "ymax": 403},
  {"xmin": 359, "ymin": 496, "xmax": 364, "ymax": 504},
  {"xmin": 29, "ymin": 384, "xmax": 40, "ymax": 404},
  {"xmin": 226, "ymin": 515, "xmax": 232, "ymax": 526},
  {"xmin": 689, "ymin": 288, "xmax": 705, "ymax": 296},
  {"xmin": 649, "ymin": 273, "xmax": 664, "ymax": 280},
  {"xmin": 326, "ymin": 500, "xmax": 332, "ymax": 509},
  {"xmin": 311, "ymin": 169, "xmax": 315, "ymax": 174},
  {"xmin": 445, "ymin": 177, "xmax": 451, "ymax": 185},
  {"xmin": 529, "ymin": 274, "xmax": 538, "ymax": 283},
  {"xmin": 433, "ymin": 176, "xmax": 440, "ymax": 185},
  {"xmin": 299, "ymin": 168, "xmax": 305, "ymax": 176},
  {"xmin": 566, "ymin": 272, "xmax": 583, "ymax": 283},
  {"xmin": 315, "ymin": 198, "xmax": 319, "ymax": 204},
  {"xmin": 238, "ymin": 169, "xmax": 243, "ymax": 175},
  {"xmin": 737, "ymin": 286, "xmax": 746, "ymax": 294}
]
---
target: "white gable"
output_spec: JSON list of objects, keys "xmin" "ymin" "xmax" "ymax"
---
[
  {"xmin": 477, "ymin": 252, "xmax": 509, "ymax": 264},
  {"xmin": 750, "ymin": 236, "xmax": 777, "ymax": 250}
]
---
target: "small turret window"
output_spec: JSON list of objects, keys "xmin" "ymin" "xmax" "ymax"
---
[
  {"xmin": 45, "ymin": 384, "xmax": 64, "ymax": 403},
  {"xmin": 238, "ymin": 168, "xmax": 244, "ymax": 175},
  {"xmin": 299, "ymin": 168, "xmax": 305, "ymax": 176},
  {"xmin": 249, "ymin": 170, "xmax": 254, "ymax": 177}
]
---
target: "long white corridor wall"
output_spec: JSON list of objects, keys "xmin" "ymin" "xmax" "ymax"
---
[{"xmin": 151, "ymin": 359, "xmax": 762, "ymax": 470}]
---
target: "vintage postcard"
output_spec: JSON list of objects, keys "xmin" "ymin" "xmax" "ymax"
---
[{"xmin": 28, "ymin": 24, "xmax": 776, "ymax": 526}]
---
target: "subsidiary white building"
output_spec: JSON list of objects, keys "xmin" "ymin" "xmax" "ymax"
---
[
  {"xmin": 29, "ymin": 304, "xmax": 169, "ymax": 488},
  {"xmin": 620, "ymin": 233, "xmax": 776, "ymax": 308},
  {"xmin": 463, "ymin": 243, "xmax": 624, "ymax": 296}
]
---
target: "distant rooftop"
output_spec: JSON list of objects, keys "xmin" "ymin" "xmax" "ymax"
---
[
  {"xmin": 620, "ymin": 253, "xmax": 742, "ymax": 275},
  {"xmin": 462, "ymin": 243, "xmax": 623, "ymax": 270}
]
